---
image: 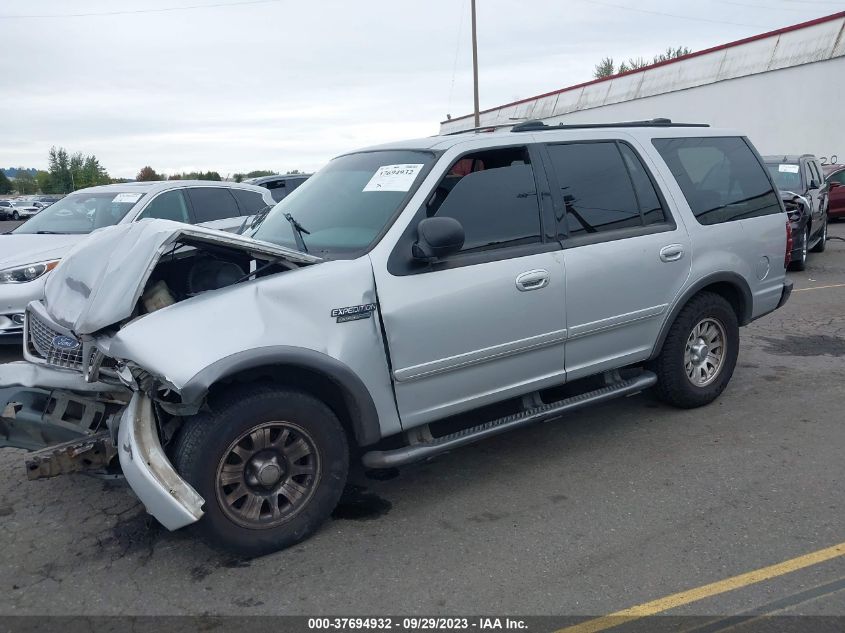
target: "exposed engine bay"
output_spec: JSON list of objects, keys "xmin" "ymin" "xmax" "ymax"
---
[{"xmin": 138, "ymin": 238, "xmax": 299, "ymax": 315}]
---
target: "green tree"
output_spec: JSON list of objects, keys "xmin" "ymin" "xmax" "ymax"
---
[
  {"xmin": 233, "ymin": 173, "xmax": 245, "ymax": 183},
  {"xmin": 593, "ymin": 46, "xmax": 691, "ymax": 79},
  {"xmin": 48, "ymin": 146, "xmax": 73, "ymax": 193},
  {"xmin": 35, "ymin": 170, "xmax": 51, "ymax": 193},
  {"xmin": 246, "ymin": 169, "xmax": 275, "ymax": 178},
  {"xmin": 653, "ymin": 46, "xmax": 691, "ymax": 64},
  {"xmin": 13, "ymin": 168, "xmax": 36, "ymax": 195},
  {"xmin": 168, "ymin": 171, "xmax": 222, "ymax": 181},
  {"xmin": 136, "ymin": 166, "xmax": 163, "ymax": 181},
  {"xmin": 0, "ymin": 171, "xmax": 12, "ymax": 195},
  {"xmin": 77, "ymin": 155, "xmax": 110, "ymax": 188},
  {"xmin": 593, "ymin": 57, "xmax": 615, "ymax": 79}
]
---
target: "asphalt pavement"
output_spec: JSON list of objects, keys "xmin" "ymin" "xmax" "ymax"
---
[{"xmin": 0, "ymin": 221, "xmax": 843, "ymax": 622}]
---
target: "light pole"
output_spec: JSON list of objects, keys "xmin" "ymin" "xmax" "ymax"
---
[{"xmin": 471, "ymin": 0, "xmax": 480, "ymax": 127}]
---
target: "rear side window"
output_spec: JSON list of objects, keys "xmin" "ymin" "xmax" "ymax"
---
[
  {"xmin": 427, "ymin": 146, "xmax": 541, "ymax": 252},
  {"xmin": 619, "ymin": 143, "xmax": 666, "ymax": 226},
  {"xmin": 809, "ymin": 161, "xmax": 823, "ymax": 187},
  {"xmin": 546, "ymin": 141, "xmax": 667, "ymax": 236},
  {"xmin": 653, "ymin": 137, "xmax": 781, "ymax": 225},
  {"xmin": 138, "ymin": 190, "xmax": 190, "ymax": 223},
  {"xmin": 186, "ymin": 187, "xmax": 240, "ymax": 223},
  {"xmin": 231, "ymin": 189, "xmax": 268, "ymax": 215}
]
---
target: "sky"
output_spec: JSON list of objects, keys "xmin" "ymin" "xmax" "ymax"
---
[{"xmin": 0, "ymin": 0, "xmax": 842, "ymax": 179}]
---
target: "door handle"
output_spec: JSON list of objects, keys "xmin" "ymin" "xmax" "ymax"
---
[
  {"xmin": 515, "ymin": 269, "xmax": 550, "ymax": 292},
  {"xmin": 659, "ymin": 244, "xmax": 684, "ymax": 262}
]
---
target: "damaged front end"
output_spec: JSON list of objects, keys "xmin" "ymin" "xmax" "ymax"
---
[{"xmin": 0, "ymin": 219, "xmax": 320, "ymax": 530}]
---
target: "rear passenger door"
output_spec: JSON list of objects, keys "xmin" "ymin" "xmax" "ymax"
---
[
  {"xmin": 542, "ymin": 139, "xmax": 691, "ymax": 380},
  {"xmin": 185, "ymin": 187, "xmax": 243, "ymax": 232}
]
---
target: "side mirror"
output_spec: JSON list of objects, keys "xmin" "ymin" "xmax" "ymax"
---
[{"xmin": 412, "ymin": 216, "xmax": 464, "ymax": 261}]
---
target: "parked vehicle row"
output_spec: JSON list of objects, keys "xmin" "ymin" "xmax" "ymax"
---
[
  {"xmin": 0, "ymin": 199, "xmax": 41, "ymax": 221},
  {"xmin": 0, "ymin": 119, "xmax": 793, "ymax": 556},
  {"xmin": 243, "ymin": 173, "xmax": 311, "ymax": 202},
  {"xmin": 823, "ymin": 163, "xmax": 845, "ymax": 220},
  {"xmin": 0, "ymin": 181, "xmax": 275, "ymax": 342},
  {"xmin": 763, "ymin": 154, "xmax": 830, "ymax": 270}
]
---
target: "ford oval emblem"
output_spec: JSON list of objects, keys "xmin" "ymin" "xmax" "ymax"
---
[{"xmin": 52, "ymin": 335, "xmax": 80, "ymax": 351}]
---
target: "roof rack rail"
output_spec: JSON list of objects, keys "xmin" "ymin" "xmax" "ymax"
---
[
  {"xmin": 510, "ymin": 118, "xmax": 710, "ymax": 132},
  {"xmin": 442, "ymin": 123, "xmax": 514, "ymax": 136}
]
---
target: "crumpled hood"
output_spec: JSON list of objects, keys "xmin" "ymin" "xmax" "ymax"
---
[
  {"xmin": 0, "ymin": 234, "xmax": 84, "ymax": 270},
  {"xmin": 43, "ymin": 219, "xmax": 321, "ymax": 335}
]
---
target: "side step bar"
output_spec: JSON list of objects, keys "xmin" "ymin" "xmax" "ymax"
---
[{"xmin": 362, "ymin": 371, "xmax": 657, "ymax": 469}]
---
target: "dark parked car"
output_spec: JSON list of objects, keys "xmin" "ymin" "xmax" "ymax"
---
[
  {"xmin": 243, "ymin": 174, "xmax": 310, "ymax": 202},
  {"xmin": 823, "ymin": 164, "xmax": 845, "ymax": 220},
  {"xmin": 764, "ymin": 155, "xmax": 829, "ymax": 270}
]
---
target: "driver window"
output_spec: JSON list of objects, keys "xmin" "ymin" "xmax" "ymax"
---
[{"xmin": 425, "ymin": 147, "xmax": 541, "ymax": 253}]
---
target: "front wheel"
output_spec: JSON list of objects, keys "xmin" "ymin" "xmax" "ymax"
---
[
  {"xmin": 790, "ymin": 226, "xmax": 809, "ymax": 270},
  {"xmin": 653, "ymin": 292, "xmax": 739, "ymax": 409},
  {"xmin": 172, "ymin": 384, "xmax": 349, "ymax": 556},
  {"xmin": 811, "ymin": 218, "xmax": 827, "ymax": 253},
  {"xmin": 11, "ymin": 211, "xmax": 19, "ymax": 221}
]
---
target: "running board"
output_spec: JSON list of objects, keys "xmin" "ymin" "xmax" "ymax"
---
[{"xmin": 362, "ymin": 371, "xmax": 657, "ymax": 469}]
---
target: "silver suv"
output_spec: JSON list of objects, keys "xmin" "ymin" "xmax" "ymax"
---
[{"xmin": 0, "ymin": 120, "xmax": 792, "ymax": 555}]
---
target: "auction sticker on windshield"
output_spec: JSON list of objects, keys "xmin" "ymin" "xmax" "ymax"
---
[
  {"xmin": 113, "ymin": 192, "xmax": 144, "ymax": 204},
  {"xmin": 779, "ymin": 164, "xmax": 800, "ymax": 173},
  {"xmin": 363, "ymin": 164, "xmax": 423, "ymax": 192}
]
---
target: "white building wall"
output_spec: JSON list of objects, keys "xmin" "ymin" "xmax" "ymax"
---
[{"xmin": 440, "ymin": 14, "xmax": 845, "ymax": 163}]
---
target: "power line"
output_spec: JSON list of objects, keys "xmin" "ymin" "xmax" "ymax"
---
[
  {"xmin": 576, "ymin": 0, "xmax": 762, "ymax": 27},
  {"xmin": 0, "ymin": 0, "xmax": 283, "ymax": 20}
]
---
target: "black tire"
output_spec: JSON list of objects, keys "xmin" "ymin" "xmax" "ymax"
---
[
  {"xmin": 789, "ymin": 226, "xmax": 809, "ymax": 271},
  {"xmin": 811, "ymin": 218, "xmax": 827, "ymax": 253},
  {"xmin": 11, "ymin": 211, "xmax": 19, "ymax": 221},
  {"xmin": 172, "ymin": 383, "xmax": 349, "ymax": 557},
  {"xmin": 653, "ymin": 291, "xmax": 739, "ymax": 409}
]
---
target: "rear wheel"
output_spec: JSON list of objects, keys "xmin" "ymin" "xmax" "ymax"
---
[
  {"xmin": 172, "ymin": 384, "xmax": 349, "ymax": 556},
  {"xmin": 653, "ymin": 292, "xmax": 739, "ymax": 408}
]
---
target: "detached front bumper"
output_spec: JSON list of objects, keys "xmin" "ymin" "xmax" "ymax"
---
[
  {"xmin": 0, "ymin": 362, "xmax": 204, "ymax": 531},
  {"xmin": 118, "ymin": 392, "xmax": 205, "ymax": 530}
]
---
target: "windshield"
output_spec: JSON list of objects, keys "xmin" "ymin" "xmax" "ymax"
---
[
  {"xmin": 766, "ymin": 163, "xmax": 803, "ymax": 192},
  {"xmin": 250, "ymin": 150, "xmax": 435, "ymax": 255},
  {"xmin": 12, "ymin": 191, "xmax": 144, "ymax": 235}
]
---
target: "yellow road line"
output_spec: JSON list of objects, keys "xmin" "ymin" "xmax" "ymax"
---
[
  {"xmin": 792, "ymin": 283, "xmax": 845, "ymax": 293},
  {"xmin": 556, "ymin": 542, "xmax": 845, "ymax": 633}
]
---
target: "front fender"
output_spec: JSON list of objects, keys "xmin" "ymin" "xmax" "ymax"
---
[{"xmin": 105, "ymin": 257, "xmax": 400, "ymax": 441}]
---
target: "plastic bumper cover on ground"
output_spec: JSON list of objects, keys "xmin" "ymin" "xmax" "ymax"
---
[{"xmin": 118, "ymin": 391, "xmax": 205, "ymax": 530}]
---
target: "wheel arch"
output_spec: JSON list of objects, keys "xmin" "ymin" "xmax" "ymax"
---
[
  {"xmin": 180, "ymin": 347, "xmax": 382, "ymax": 447},
  {"xmin": 649, "ymin": 273, "xmax": 752, "ymax": 361}
]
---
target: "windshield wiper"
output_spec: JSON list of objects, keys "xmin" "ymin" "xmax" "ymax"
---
[
  {"xmin": 35, "ymin": 230, "xmax": 64, "ymax": 234},
  {"xmin": 284, "ymin": 213, "xmax": 310, "ymax": 253},
  {"xmin": 237, "ymin": 204, "xmax": 273, "ymax": 235}
]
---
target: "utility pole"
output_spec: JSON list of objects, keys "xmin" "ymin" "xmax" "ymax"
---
[{"xmin": 471, "ymin": 0, "xmax": 480, "ymax": 127}]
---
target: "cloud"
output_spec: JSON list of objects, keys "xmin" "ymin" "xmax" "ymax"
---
[{"xmin": 0, "ymin": 0, "xmax": 832, "ymax": 177}]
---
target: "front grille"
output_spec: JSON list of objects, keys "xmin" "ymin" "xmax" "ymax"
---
[{"xmin": 27, "ymin": 310, "xmax": 85, "ymax": 370}]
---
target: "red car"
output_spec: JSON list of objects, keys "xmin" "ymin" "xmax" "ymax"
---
[{"xmin": 823, "ymin": 164, "xmax": 845, "ymax": 219}]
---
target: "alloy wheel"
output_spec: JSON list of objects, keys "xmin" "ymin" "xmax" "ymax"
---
[
  {"xmin": 215, "ymin": 421, "xmax": 321, "ymax": 529},
  {"xmin": 684, "ymin": 317, "xmax": 727, "ymax": 387}
]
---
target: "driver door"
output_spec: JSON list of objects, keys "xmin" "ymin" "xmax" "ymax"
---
[{"xmin": 372, "ymin": 145, "xmax": 567, "ymax": 428}]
